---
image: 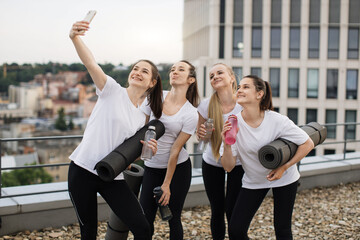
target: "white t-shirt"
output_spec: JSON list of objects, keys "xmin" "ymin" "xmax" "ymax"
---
[
  {"xmin": 220, "ymin": 110, "xmax": 309, "ymax": 189},
  {"xmin": 140, "ymin": 91, "xmax": 198, "ymax": 169},
  {"xmin": 197, "ymin": 97, "xmax": 242, "ymax": 168},
  {"xmin": 69, "ymin": 76, "xmax": 146, "ymax": 180}
]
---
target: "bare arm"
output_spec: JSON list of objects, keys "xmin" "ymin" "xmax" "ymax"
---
[
  {"xmin": 69, "ymin": 21, "xmax": 107, "ymax": 90},
  {"xmin": 196, "ymin": 113, "xmax": 206, "ymax": 140},
  {"xmin": 267, "ymin": 137, "xmax": 314, "ymax": 181},
  {"xmin": 158, "ymin": 132, "xmax": 192, "ymax": 206}
]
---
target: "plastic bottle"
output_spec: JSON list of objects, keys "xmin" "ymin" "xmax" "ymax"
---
[
  {"xmin": 153, "ymin": 186, "xmax": 173, "ymax": 221},
  {"xmin": 197, "ymin": 118, "xmax": 214, "ymax": 152},
  {"xmin": 140, "ymin": 126, "xmax": 156, "ymax": 161},
  {"xmin": 225, "ymin": 115, "xmax": 237, "ymax": 145}
]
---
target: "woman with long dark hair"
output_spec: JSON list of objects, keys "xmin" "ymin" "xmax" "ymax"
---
[
  {"xmin": 139, "ymin": 60, "xmax": 200, "ymax": 240},
  {"xmin": 221, "ymin": 75, "xmax": 314, "ymax": 239},
  {"xmin": 67, "ymin": 19, "xmax": 163, "ymax": 240}
]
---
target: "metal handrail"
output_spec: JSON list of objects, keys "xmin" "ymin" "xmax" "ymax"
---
[{"xmin": 1, "ymin": 122, "xmax": 359, "ymax": 198}]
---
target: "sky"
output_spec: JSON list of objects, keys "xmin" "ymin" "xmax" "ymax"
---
[{"xmin": 0, "ymin": 0, "xmax": 184, "ymax": 66}]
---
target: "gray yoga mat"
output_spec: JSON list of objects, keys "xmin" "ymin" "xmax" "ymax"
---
[
  {"xmin": 105, "ymin": 164, "xmax": 144, "ymax": 240},
  {"xmin": 95, "ymin": 119, "xmax": 165, "ymax": 182},
  {"xmin": 258, "ymin": 122, "xmax": 327, "ymax": 169}
]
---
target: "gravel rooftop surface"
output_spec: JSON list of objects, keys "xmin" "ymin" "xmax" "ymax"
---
[{"xmin": 1, "ymin": 181, "xmax": 359, "ymax": 240}]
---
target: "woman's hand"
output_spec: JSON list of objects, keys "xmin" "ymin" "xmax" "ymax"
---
[
  {"xmin": 159, "ymin": 183, "xmax": 171, "ymax": 206},
  {"xmin": 267, "ymin": 165, "xmax": 286, "ymax": 181},
  {"xmin": 140, "ymin": 138, "xmax": 158, "ymax": 155},
  {"xmin": 69, "ymin": 21, "xmax": 89, "ymax": 40},
  {"xmin": 221, "ymin": 120, "xmax": 232, "ymax": 143},
  {"xmin": 196, "ymin": 123, "xmax": 207, "ymax": 140}
]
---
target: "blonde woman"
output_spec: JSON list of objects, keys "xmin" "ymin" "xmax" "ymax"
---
[{"xmin": 196, "ymin": 63, "xmax": 244, "ymax": 240}]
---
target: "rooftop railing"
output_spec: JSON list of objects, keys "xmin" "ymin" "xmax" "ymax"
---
[{"xmin": 1, "ymin": 122, "xmax": 359, "ymax": 199}]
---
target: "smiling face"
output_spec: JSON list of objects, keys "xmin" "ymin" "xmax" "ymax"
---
[
  {"xmin": 169, "ymin": 61, "xmax": 194, "ymax": 86},
  {"xmin": 128, "ymin": 61, "xmax": 157, "ymax": 90},
  {"xmin": 236, "ymin": 77, "xmax": 264, "ymax": 106},
  {"xmin": 209, "ymin": 64, "xmax": 235, "ymax": 91}
]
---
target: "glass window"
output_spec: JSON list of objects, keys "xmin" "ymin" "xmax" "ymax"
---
[
  {"xmin": 308, "ymin": 27, "xmax": 320, "ymax": 58},
  {"xmin": 251, "ymin": 67, "xmax": 262, "ymax": 77},
  {"xmin": 290, "ymin": 0, "xmax": 301, "ymax": 23},
  {"xmin": 273, "ymin": 107, "xmax": 279, "ymax": 112},
  {"xmin": 289, "ymin": 27, "xmax": 300, "ymax": 58},
  {"xmin": 233, "ymin": 27, "xmax": 243, "ymax": 58},
  {"xmin": 324, "ymin": 149, "xmax": 336, "ymax": 155},
  {"xmin": 349, "ymin": 0, "xmax": 360, "ymax": 24},
  {"xmin": 270, "ymin": 68, "xmax": 280, "ymax": 97},
  {"xmin": 287, "ymin": 108, "xmax": 298, "ymax": 124},
  {"xmin": 288, "ymin": 68, "xmax": 299, "ymax": 98},
  {"xmin": 219, "ymin": 26, "xmax": 225, "ymax": 59},
  {"xmin": 328, "ymin": 27, "xmax": 339, "ymax": 59},
  {"xmin": 307, "ymin": 69, "xmax": 319, "ymax": 98},
  {"xmin": 203, "ymin": 66, "xmax": 207, "ymax": 97},
  {"xmin": 220, "ymin": 0, "xmax": 226, "ymax": 23},
  {"xmin": 271, "ymin": 0, "xmax": 282, "ymax": 23},
  {"xmin": 326, "ymin": 69, "xmax": 338, "ymax": 99},
  {"xmin": 193, "ymin": 143, "xmax": 202, "ymax": 168},
  {"xmin": 345, "ymin": 110, "xmax": 357, "ymax": 140},
  {"xmin": 252, "ymin": 27, "xmax": 262, "ymax": 57},
  {"xmin": 346, "ymin": 69, "xmax": 358, "ymax": 99},
  {"xmin": 348, "ymin": 28, "xmax": 359, "ymax": 59},
  {"xmin": 326, "ymin": 109, "xmax": 337, "ymax": 138},
  {"xmin": 309, "ymin": 0, "xmax": 321, "ymax": 23},
  {"xmin": 234, "ymin": 0, "xmax": 244, "ymax": 23},
  {"xmin": 233, "ymin": 67, "xmax": 243, "ymax": 84},
  {"xmin": 307, "ymin": 149, "xmax": 316, "ymax": 156},
  {"xmin": 252, "ymin": 0, "xmax": 263, "ymax": 23},
  {"xmin": 329, "ymin": 0, "xmax": 340, "ymax": 23},
  {"xmin": 270, "ymin": 27, "xmax": 281, "ymax": 58},
  {"xmin": 306, "ymin": 109, "xmax": 317, "ymax": 123}
]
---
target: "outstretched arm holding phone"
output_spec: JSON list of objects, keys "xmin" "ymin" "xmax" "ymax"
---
[{"xmin": 69, "ymin": 12, "xmax": 106, "ymax": 91}]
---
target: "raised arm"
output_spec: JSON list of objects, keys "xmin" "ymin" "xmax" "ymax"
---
[
  {"xmin": 196, "ymin": 112, "xmax": 206, "ymax": 140},
  {"xmin": 69, "ymin": 21, "xmax": 107, "ymax": 90},
  {"xmin": 220, "ymin": 120, "xmax": 237, "ymax": 172}
]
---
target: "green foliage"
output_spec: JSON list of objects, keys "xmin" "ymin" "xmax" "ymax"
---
[
  {"xmin": 2, "ymin": 163, "xmax": 53, "ymax": 187},
  {"xmin": 55, "ymin": 107, "xmax": 67, "ymax": 131},
  {"xmin": 68, "ymin": 117, "xmax": 74, "ymax": 130}
]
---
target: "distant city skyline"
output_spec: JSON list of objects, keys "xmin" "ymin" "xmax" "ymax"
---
[{"xmin": 0, "ymin": 0, "xmax": 184, "ymax": 66}]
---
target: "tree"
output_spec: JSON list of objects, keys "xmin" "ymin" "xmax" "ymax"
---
[
  {"xmin": 1, "ymin": 163, "xmax": 53, "ymax": 187},
  {"xmin": 55, "ymin": 107, "xmax": 67, "ymax": 131},
  {"xmin": 68, "ymin": 117, "xmax": 74, "ymax": 130}
]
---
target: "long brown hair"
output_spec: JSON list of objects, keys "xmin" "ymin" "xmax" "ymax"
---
[
  {"xmin": 180, "ymin": 60, "xmax": 200, "ymax": 107},
  {"xmin": 209, "ymin": 63, "xmax": 237, "ymax": 160},
  {"xmin": 131, "ymin": 59, "xmax": 163, "ymax": 119},
  {"xmin": 243, "ymin": 75, "xmax": 273, "ymax": 111}
]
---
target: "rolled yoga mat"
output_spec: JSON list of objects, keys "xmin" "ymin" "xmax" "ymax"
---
[
  {"xmin": 258, "ymin": 122, "xmax": 327, "ymax": 169},
  {"xmin": 105, "ymin": 163, "xmax": 145, "ymax": 240},
  {"xmin": 95, "ymin": 119, "xmax": 165, "ymax": 182}
]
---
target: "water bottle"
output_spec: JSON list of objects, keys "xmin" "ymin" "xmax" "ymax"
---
[
  {"xmin": 197, "ymin": 118, "xmax": 214, "ymax": 152},
  {"xmin": 140, "ymin": 126, "xmax": 156, "ymax": 161},
  {"xmin": 225, "ymin": 115, "xmax": 237, "ymax": 145},
  {"xmin": 153, "ymin": 186, "xmax": 173, "ymax": 221}
]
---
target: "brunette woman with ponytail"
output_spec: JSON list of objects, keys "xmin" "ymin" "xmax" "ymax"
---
[
  {"xmin": 196, "ymin": 63, "xmax": 244, "ymax": 240},
  {"xmin": 139, "ymin": 60, "xmax": 199, "ymax": 240},
  {"xmin": 221, "ymin": 75, "xmax": 314, "ymax": 239},
  {"xmin": 68, "ymin": 20, "xmax": 164, "ymax": 240}
]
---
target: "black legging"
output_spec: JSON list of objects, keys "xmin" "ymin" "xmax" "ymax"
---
[
  {"xmin": 68, "ymin": 161, "xmax": 151, "ymax": 240},
  {"xmin": 229, "ymin": 180, "xmax": 299, "ymax": 240},
  {"xmin": 139, "ymin": 159, "xmax": 192, "ymax": 240},
  {"xmin": 202, "ymin": 160, "xmax": 244, "ymax": 240}
]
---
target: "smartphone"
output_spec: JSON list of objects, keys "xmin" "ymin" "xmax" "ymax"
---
[{"xmin": 83, "ymin": 10, "xmax": 97, "ymax": 23}]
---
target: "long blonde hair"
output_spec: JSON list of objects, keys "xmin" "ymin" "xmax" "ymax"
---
[{"xmin": 208, "ymin": 63, "xmax": 237, "ymax": 160}]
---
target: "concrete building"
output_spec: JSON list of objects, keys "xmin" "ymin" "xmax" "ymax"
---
[{"xmin": 183, "ymin": 0, "xmax": 360, "ymax": 163}]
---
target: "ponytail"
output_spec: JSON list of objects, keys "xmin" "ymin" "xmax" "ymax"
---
[
  {"xmin": 208, "ymin": 93, "xmax": 223, "ymax": 161},
  {"xmin": 181, "ymin": 60, "xmax": 200, "ymax": 107}
]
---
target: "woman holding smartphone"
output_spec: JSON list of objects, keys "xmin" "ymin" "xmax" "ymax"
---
[
  {"xmin": 221, "ymin": 75, "xmax": 314, "ymax": 239},
  {"xmin": 68, "ymin": 20, "xmax": 163, "ymax": 240},
  {"xmin": 139, "ymin": 60, "xmax": 199, "ymax": 240},
  {"xmin": 196, "ymin": 63, "xmax": 244, "ymax": 240}
]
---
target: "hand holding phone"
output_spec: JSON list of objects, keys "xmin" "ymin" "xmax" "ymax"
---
[{"xmin": 83, "ymin": 10, "xmax": 97, "ymax": 23}]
